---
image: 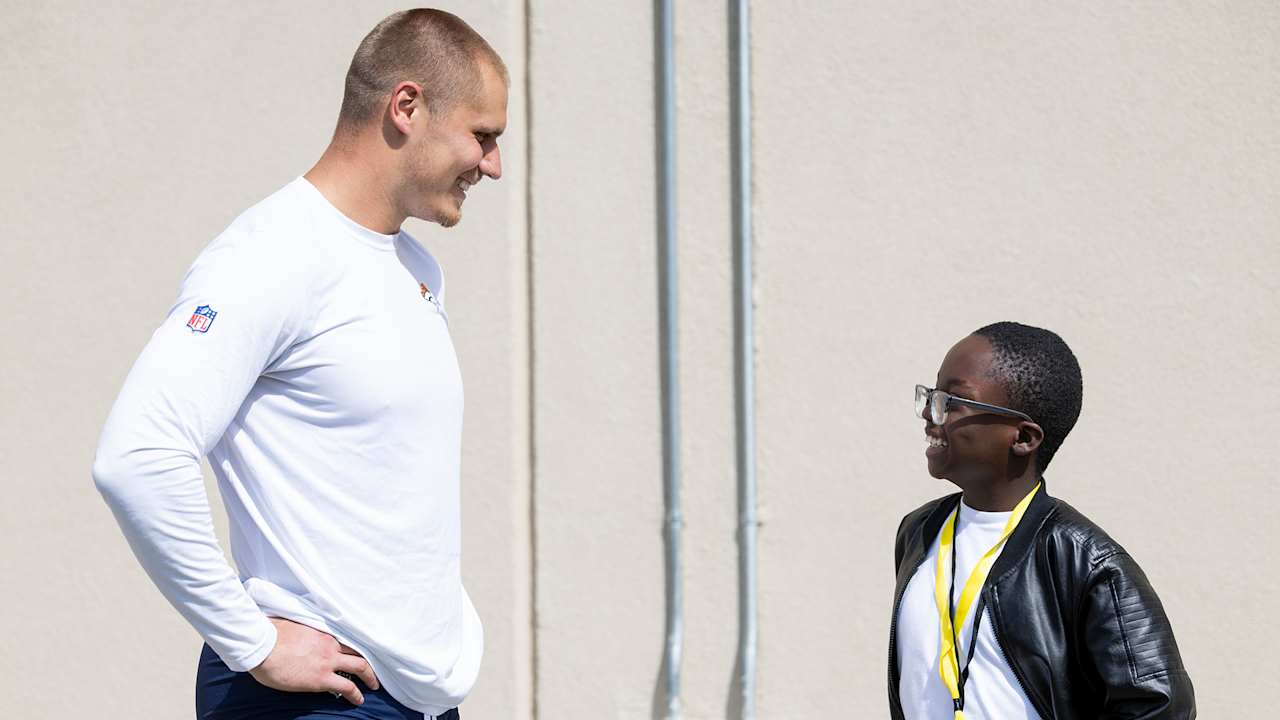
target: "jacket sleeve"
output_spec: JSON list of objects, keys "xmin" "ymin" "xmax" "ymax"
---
[
  {"xmin": 1080, "ymin": 550, "xmax": 1196, "ymax": 719},
  {"xmin": 92, "ymin": 236, "xmax": 304, "ymax": 672}
]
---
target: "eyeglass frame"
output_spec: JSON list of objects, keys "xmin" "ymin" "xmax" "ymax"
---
[{"xmin": 915, "ymin": 384, "xmax": 1035, "ymax": 426}]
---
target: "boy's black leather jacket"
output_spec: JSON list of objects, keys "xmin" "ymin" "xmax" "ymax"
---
[{"xmin": 889, "ymin": 484, "xmax": 1196, "ymax": 719}]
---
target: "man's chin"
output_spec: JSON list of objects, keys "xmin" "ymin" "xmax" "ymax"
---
[{"xmin": 418, "ymin": 203, "xmax": 462, "ymax": 228}]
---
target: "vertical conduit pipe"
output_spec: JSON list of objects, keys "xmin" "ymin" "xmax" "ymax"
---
[
  {"xmin": 729, "ymin": 0, "xmax": 758, "ymax": 717},
  {"xmin": 655, "ymin": 0, "xmax": 683, "ymax": 718}
]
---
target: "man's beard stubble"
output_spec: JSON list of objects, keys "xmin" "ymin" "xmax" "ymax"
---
[
  {"xmin": 436, "ymin": 207, "xmax": 461, "ymax": 228},
  {"xmin": 400, "ymin": 146, "xmax": 463, "ymax": 229}
]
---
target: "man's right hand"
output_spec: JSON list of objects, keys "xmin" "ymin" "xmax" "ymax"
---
[{"xmin": 248, "ymin": 617, "xmax": 381, "ymax": 706}]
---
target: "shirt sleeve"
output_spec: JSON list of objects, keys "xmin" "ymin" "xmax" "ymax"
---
[{"xmin": 92, "ymin": 235, "xmax": 306, "ymax": 672}]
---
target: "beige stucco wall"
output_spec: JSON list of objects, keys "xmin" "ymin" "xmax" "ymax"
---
[{"xmin": 2, "ymin": 2, "xmax": 1277, "ymax": 719}]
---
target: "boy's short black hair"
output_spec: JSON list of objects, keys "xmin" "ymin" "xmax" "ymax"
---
[{"xmin": 972, "ymin": 322, "xmax": 1083, "ymax": 473}]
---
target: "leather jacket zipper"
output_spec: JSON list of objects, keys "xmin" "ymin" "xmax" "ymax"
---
[{"xmin": 987, "ymin": 586, "xmax": 1052, "ymax": 720}]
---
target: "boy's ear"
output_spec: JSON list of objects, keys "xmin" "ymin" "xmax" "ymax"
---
[{"xmin": 1011, "ymin": 421, "xmax": 1044, "ymax": 457}]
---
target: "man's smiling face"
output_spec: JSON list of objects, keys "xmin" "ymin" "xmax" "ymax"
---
[
  {"xmin": 402, "ymin": 61, "xmax": 507, "ymax": 228},
  {"xmin": 923, "ymin": 334, "xmax": 1026, "ymax": 487}
]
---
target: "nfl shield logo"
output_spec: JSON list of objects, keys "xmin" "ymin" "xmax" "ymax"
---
[{"xmin": 187, "ymin": 305, "xmax": 217, "ymax": 333}]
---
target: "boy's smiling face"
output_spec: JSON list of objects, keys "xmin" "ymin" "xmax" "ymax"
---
[{"xmin": 924, "ymin": 334, "xmax": 1030, "ymax": 487}]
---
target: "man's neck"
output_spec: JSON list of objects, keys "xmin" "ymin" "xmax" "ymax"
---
[{"xmin": 304, "ymin": 141, "xmax": 404, "ymax": 234}]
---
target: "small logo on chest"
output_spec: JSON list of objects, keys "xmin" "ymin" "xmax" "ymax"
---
[{"xmin": 419, "ymin": 282, "xmax": 445, "ymax": 315}]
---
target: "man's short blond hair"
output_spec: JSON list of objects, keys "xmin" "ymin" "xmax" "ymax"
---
[{"xmin": 337, "ymin": 9, "xmax": 507, "ymax": 131}]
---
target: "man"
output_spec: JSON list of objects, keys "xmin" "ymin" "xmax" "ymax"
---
[
  {"xmin": 890, "ymin": 322, "xmax": 1195, "ymax": 719},
  {"xmin": 92, "ymin": 9, "xmax": 507, "ymax": 719}
]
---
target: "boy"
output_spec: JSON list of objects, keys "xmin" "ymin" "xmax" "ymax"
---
[{"xmin": 889, "ymin": 322, "xmax": 1195, "ymax": 719}]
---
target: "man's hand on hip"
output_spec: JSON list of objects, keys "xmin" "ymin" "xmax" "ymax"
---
[{"xmin": 248, "ymin": 617, "xmax": 381, "ymax": 706}]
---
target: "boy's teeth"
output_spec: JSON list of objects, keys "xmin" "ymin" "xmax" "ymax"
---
[{"xmin": 927, "ymin": 436, "xmax": 948, "ymax": 447}]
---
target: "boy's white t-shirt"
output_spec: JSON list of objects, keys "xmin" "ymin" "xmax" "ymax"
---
[
  {"xmin": 896, "ymin": 500, "xmax": 1039, "ymax": 720},
  {"xmin": 94, "ymin": 177, "xmax": 480, "ymax": 717}
]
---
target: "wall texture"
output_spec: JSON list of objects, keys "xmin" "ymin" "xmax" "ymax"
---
[{"xmin": 2, "ymin": 2, "xmax": 1277, "ymax": 718}]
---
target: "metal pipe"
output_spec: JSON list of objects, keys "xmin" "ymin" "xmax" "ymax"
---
[
  {"xmin": 729, "ymin": 0, "xmax": 758, "ymax": 717},
  {"xmin": 655, "ymin": 0, "xmax": 683, "ymax": 717}
]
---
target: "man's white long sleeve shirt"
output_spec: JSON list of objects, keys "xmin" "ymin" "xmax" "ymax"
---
[{"xmin": 93, "ymin": 178, "xmax": 482, "ymax": 717}]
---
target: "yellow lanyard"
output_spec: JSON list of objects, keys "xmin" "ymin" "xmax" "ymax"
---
[{"xmin": 933, "ymin": 483, "xmax": 1040, "ymax": 719}]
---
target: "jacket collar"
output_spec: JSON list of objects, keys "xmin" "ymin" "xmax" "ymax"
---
[
  {"xmin": 987, "ymin": 479, "xmax": 1057, "ymax": 583},
  {"xmin": 919, "ymin": 492, "xmax": 961, "ymax": 549}
]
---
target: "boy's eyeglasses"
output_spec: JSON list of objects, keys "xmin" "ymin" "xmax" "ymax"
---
[{"xmin": 915, "ymin": 384, "xmax": 1034, "ymax": 426}]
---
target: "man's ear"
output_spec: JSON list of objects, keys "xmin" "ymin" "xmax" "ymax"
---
[
  {"xmin": 388, "ymin": 81, "xmax": 424, "ymax": 136},
  {"xmin": 1011, "ymin": 421, "xmax": 1044, "ymax": 457}
]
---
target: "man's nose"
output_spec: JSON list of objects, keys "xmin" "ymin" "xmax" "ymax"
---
[{"xmin": 480, "ymin": 144, "xmax": 502, "ymax": 180}]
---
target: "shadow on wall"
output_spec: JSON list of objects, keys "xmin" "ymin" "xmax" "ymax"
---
[
  {"xmin": 649, "ymin": 651, "xmax": 666, "ymax": 720},
  {"xmin": 724, "ymin": 652, "xmax": 745, "ymax": 720},
  {"xmin": 645, "ymin": 639, "xmax": 748, "ymax": 720}
]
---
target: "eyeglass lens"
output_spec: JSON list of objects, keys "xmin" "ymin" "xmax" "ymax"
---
[
  {"xmin": 914, "ymin": 386, "xmax": 949, "ymax": 425},
  {"xmin": 916, "ymin": 386, "xmax": 947, "ymax": 425},
  {"xmin": 930, "ymin": 391, "xmax": 948, "ymax": 425}
]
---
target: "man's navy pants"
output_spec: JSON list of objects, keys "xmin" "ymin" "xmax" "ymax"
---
[{"xmin": 196, "ymin": 644, "xmax": 461, "ymax": 720}]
